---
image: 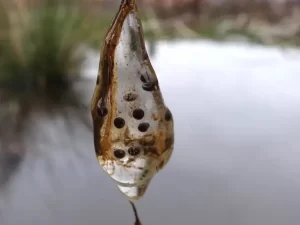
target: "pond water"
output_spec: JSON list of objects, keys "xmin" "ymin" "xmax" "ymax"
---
[{"xmin": 1, "ymin": 39, "xmax": 300, "ymax": 225}]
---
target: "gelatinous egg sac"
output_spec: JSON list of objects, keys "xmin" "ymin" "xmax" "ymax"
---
[{"xmin": 90, "ymin": 0, "xmax": 174, "ymax": 201}]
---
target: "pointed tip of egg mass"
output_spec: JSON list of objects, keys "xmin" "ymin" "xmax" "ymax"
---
[
  {"xmin": 104, "ymin": 0, "xmax": 149, "ymax": 63},
  {"xmin": 117, "ymin": 181, "xmax": 150, "ymax": 201}
]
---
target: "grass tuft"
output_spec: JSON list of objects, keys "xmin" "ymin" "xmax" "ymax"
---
[
  {"xmin": 0, "ymin": 0, "xmax": 96, "ymax": 186},
  {"xmin": 0, "ymin": 0, "xmax": 94, "ymax": 107}
]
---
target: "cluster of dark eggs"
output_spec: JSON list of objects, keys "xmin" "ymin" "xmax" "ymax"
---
[{"xmin": 96, "ymin": 72, "xmax": 172, "ymax": 160}]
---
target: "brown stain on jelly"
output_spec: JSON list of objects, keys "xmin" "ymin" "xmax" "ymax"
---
[
  {"xmin": 144, "ymin": 146, "xmax": 159, "ymax": 157},
  {"xmin": 91, "ymin": 0, "xmax": 136, "ymax": 159},
  {"xmin": 139, "ymin": 135, "xmax": 155, "ymax": 146},
  {"xmin": 151, "ymin": 113, "xmax": 159, "ymax": 121},
  {"xmin": 123, "ymin": 92, "xmax": 138, "ymax": 102}
]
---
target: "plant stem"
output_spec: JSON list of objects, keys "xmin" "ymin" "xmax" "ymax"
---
[{"xmin": 130, "ymin": 201, "xmax": 142, "ymax": 225}]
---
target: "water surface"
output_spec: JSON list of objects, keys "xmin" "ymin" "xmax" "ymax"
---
[{"xmin": 1, "ymin": 40, "xmax": 300, "ymax": 225}]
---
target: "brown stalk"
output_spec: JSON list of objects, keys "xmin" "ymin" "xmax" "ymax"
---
[{"xmin": 130, "ymin": 201, "xmax": 143, "ymax": 225}]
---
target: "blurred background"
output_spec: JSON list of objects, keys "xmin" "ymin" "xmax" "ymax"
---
[{"xmin": 0, "ymin": 0, "xmax": 300, "ymax": 225}]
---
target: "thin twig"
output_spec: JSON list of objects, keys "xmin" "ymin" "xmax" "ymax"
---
[{"xmin": 130, "ymin": 201, "xmax": 142, "ymax": 225}]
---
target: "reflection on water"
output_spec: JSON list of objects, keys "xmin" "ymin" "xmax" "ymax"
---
[{"xmin": 1, "ymin": 40, "xmax": 300, "ymax": 225}]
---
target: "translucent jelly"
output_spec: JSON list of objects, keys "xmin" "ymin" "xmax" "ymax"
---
[{"xmin": 91, "ymin": 0, "xmax": 174, "ymax": 201}]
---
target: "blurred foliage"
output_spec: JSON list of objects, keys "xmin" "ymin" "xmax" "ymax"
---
[
  {"xmin": 126, "ymin": 0, "xmax": 300, "ymax": 46},
  {"xmin": 0, "ymin": 0, "xmax": 99, "ymax": 186},
  {"xmin": 0, "ymin": 0, "xmax": 93, "ymax": 108}
]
